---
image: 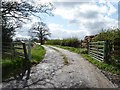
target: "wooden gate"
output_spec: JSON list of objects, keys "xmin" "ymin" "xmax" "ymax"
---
[
  {"xmin": 2, "ymin": 42, "xmax": 30, "ymax": 60},
  {"xmin": 2, "ymin": 41, "xmax": 31, "ymax": 80}
]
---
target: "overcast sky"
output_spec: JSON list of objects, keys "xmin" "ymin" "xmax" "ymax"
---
[{"xmin": 14, "ymin": 0, "xmax": 119, "ymax": 40}]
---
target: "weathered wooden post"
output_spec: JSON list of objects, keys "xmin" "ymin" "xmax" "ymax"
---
[
  {"xmin": 87, "ymin": 41, "xmax": 89, "ymax": 54},
  {"xmin": 21, "ymin": 42, "xmax": 28, "ymax": 79},
  {"xmin": 22, "ymin": 42, "xmax": 28, "ymax": 60},
  {"xmin": 104, "ymin": 40, "xmax": 110, "ymax": 63},
  {"xmin": 11, "ymin": 43, "xmax": 16, "ymax": 60},
  {"xmin": 28, "ymin": 39, "xmax": 31, "ymax": 61},
  {"xmin": 26, "ymin": 39, "xmax": 31, "ymax": 79}
]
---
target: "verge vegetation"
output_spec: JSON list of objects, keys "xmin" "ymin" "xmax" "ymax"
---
[
  {"xmin": 31, "ymin": 45, "xmax": 46, "ymax": 64},
  {"xmin": 2, "ymin": 45, "xmax": 45, "ymax": 80}
]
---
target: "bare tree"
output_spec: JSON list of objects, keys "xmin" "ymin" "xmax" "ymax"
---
[
  {"xmin": 31, "ymin": 22, "xmax": 51, "ymax": 45},
  {"xmin": 1, "ymin": 0, "xmax": 54, "ymax": 42},
  {"xmin": 2, "ymin": 0, "xmax": 54, "ymax": 25}
]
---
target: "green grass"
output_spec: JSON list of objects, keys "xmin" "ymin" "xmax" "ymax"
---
[
  {"xmin": 56, "ymin": 45, "xmax": 87, "ymax": 54},
  {"xmin": 81, "ymin": 54, "xmax": 120, "ymax": 75},
  {"xmin": 2, "ymin": 58, "xmax": 24, "ymax": 80},
  {"xmin": 31, "ymin": 45, "xmax": 46, "ymax": 64},
  {"xmin": 56, "ymin": 45, "xmax": 120, "ymax": 75},
  {"xmin": 2, "ymin": 45, "xmax": 46, "ymax": 80}
]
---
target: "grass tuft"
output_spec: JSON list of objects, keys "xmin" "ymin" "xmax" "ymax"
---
[{"xmin": 63, "ymin": 57, "xmax": 69, "ymax": 65}]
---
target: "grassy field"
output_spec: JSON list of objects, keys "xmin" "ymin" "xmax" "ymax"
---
[
  {"xmin": 56, "ymin": 45, "xmax": 120, "ymax": 75},
  {"xmin": 2, "ymin": 45, "xmax": 45, "ymax": 80}
]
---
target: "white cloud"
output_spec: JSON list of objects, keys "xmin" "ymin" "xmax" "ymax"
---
[
  {"xmin": 14, "ymin": 0, "xmax": 118, "ymax": 40},
  {"xmin": 14, "ymin": 31, "xmax": 30, "ymax": 40},
  {"xmin": 54, "ymin": 1, "xmax": 117, "ymax": 19},
  {"xmin": 53, "ymin": 7, "xmax": 75, "ymax": 20},
  {"xmin": 48, "ymin": 23, "xmax": 90, "ymax": 39},
  {"xmin": 53, "ymin": 1, "xmax": 118, "ymax": 38},
  {"xmin": 107, "ymin": 2, "xmax": 117, "ymax": 16},
  {"xmin": 53, "ymin": 0, "xmax": 119, "ymax": 2}
]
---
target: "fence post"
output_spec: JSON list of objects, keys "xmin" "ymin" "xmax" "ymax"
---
[
  {"xmin": 87, "ymin": 41, "xmax": 89, "ymax": 54},
  {"xmin": 28, "ymin": 40, "xmax": 31, "ymax": 61},
  {"xmin": 22, "ymin": 42, "xmax": 28, "ymax": 60},
  {"xmin": 22, "ymin": 42, "xmax": 31, "ymax": 79},
  {"xmin": 11, "ymin": 43, "xmax": 15, "ymax": 60},
  {"xmin": 104, "ymin": 40, "xmax": 110, "ymax": 63}
]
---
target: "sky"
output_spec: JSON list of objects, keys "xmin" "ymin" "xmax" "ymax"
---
[{"xmin": 14, "ymin": 0, "xmax": 119, "ymax": 40}]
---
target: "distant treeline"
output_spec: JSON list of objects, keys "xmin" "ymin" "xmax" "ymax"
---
[
  {"xmin": 46, "ymin": 28, "xmax": 120, "ymax": 48},
  {"xmin": 46, "ymin": 38, "xmax": 81, "ymax": 48}
]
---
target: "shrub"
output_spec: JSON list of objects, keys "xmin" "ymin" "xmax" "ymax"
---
[
  {"xmin": 92, "ymin": 28, "xmax": 120, "ymax": 68},
  {"xmin": 92, "ymin": 28, "xmax": 120, "ymax": 43},
  {"xmin": 46, "ymin": 38, "xmax": 80, "ymax": 48}
]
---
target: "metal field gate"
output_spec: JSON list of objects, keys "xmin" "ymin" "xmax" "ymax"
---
[{"xmin": 88, "ymin": 41, "xmax": 110, "ymax": 62}]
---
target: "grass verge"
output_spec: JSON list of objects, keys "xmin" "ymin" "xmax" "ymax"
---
[
  {"xmin": 2, "ymin": 45, "xmax": 45, "ymax": 80},
  {"xmin": 31, "ymin": 45, "xmax": 46, "ymax": 65},
  {"xmin": 56, "ymin": 45, "xmax": 120, "ymax": 75}
]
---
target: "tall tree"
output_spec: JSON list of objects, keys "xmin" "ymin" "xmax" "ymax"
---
[
  {"xmin": 31, "ymin": 22, "xmax": 51, "ymax": 45},
  {"xmin": 1, "ymin": 0, "xmax": 54, "ymax": 42}
]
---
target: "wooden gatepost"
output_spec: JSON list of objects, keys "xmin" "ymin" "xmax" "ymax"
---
[{"xmin": 104, "ymin": 40, "xmax": 111, "ymax": 63}]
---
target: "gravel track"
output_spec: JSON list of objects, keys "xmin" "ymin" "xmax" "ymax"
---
[{"xmin": 2, "ymin": 45, "xmax": 116, "ymax": 89}]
